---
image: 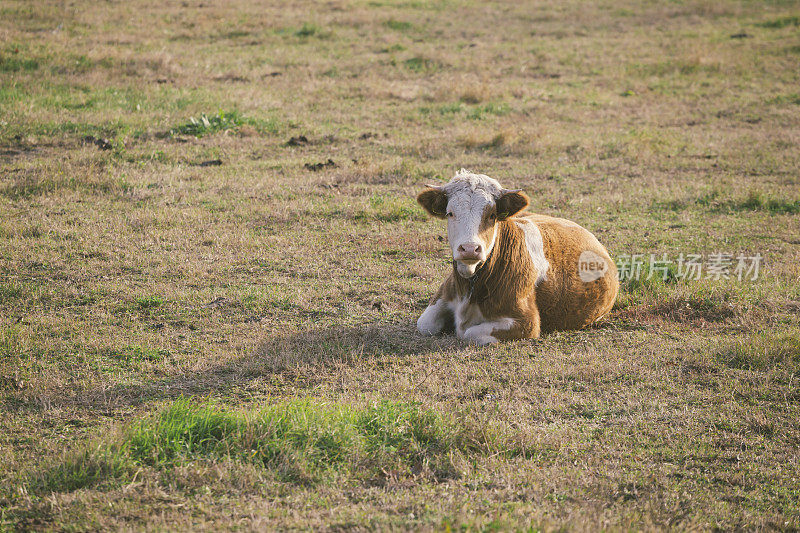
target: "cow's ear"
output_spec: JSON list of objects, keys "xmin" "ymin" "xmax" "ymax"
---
[
  {"xmin": 496, "ymin": 189, "xmax": 529, "ymax": 220},
  {"xmin": 417, "ymin": 186, "xmax": 448, "ymax": 218}
]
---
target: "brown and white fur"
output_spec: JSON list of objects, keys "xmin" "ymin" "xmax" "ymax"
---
[{"xmin": 416, "ymin": 169, "xmax": 618, "ymax": 345}]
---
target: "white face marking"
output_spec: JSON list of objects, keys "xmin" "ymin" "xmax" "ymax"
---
[
  {"xmin": 446, "ymin": 189, "xmax": 495, "ymax": 277},
  {"xmin": 442, "ymin": 170, "xmax": 504, "ymax": 278}
]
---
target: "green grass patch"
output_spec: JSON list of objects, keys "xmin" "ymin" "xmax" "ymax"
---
[
  {"xmin": 40, "ymin": 444, "xmax": 132, "ymax": 493},
  {"xmin": 766, "ymin": 93, "xmax": 800, "ymax": 106},
  {"xmin": 294, "ymin": 23, "xmax": 330, "ymax": 38},
  {"xmin": 381, "ymin": 43, "xmax": 406, "ymax": 53},
  {"xmin": 757, "ymin": 16, "xmax": 800, "ymax": 29},
  {"xmin": 735, "ymin": 191, "xmax": 800, "ymax": 214},
  {"xmin": 419, "ymin": 102, "xmax": 464, "ymax": 116},
  {"xmin": 218, "ymin": 29, "xmax": 250, "ymax": 40},
  {"xmin": 0, "ymin": 110, "xmax": 140, "ymax": 145},
  {"xmin": 168, "ymin": 110, "xmax": 243, "ymax": 137},
  {"xmin": 114, "ymin": 344, "xmax": 169, "ymax": 364},
  {"xmin": 135, "ymin": 295, "xmax": 164, "ymax": 309},
  {"xmin": 384, "ymin": 19, "xmax": 413, "ymax": 31},
  {"xmin": 357, "ymin": 195, "xmax": 426, "ymax": 222},
  {"xmin": 0, "ymin": 171, "xmax": 131, "ymax": 200},
  {"xmin": 438, "ymin": 102, "xmax": 465, "ymax": 114},
  {"xmin": 418, "ymin": 101, "xmax": 510, "ymax": 120},
  {"xmin": 0, "ymin": 327, "xmax": 22, "ymax": 361},
  {"xmin": 32, "ymin": 398, "xmax": 523, "ymax": 492},
  {"xmin": 404, "ymin": 56, "xmax": 442, "ymax": 73},
  {"xmin": 717, "ymin": 331, "xmax": 800, "ymax": 374},
  {"xmin": 38, "ymin": 120, "xmax": 122, "ymax": 138},
  {"xmin": 0, "ymin": 282, "xmax": 26, "ymax": 304},
  {"xmin": 0, "ymin": 326, "xmax": 44, "ymax": 389},
  {"xmin": 629, "ymin": 60, "xmax": 721, "ymax": 78},
  {"xmin": 53, "ymin": 53, "xmax": 96, "ymax": 74},
  {"xmin": 0, "ymin": 55, "xmax": 39, "ymax": 72},
  {"xmin": 653, "ymin": 190, "xmax": 800, "ymax": 214},
  {"xmin": 32, "ymin": 85, "xmax": 148, "ymax": 113},
  {"xmin": 467, "ymin": 102, "xmax": 511, "ymax": 120},
  {"xmin": 296, "ymin": 23, "xmax": 318, "ymax": 37},
  {"xmin": 168, "ymin": 110, "xmax": 278, "ymax": 137}
]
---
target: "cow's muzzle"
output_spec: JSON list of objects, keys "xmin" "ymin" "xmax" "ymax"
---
[{"xmin": 456, "ymin": 242, "xmax": 483, "ymax": 262}]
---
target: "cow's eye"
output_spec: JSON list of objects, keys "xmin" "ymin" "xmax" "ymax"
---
[{"xmin": 446, "ymin": 211, "xmax": 454, "ymax": 217}]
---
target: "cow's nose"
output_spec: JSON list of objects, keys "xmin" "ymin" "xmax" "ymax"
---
[{"xmin": 458, "ymin": 243, "xmax": 482, "ymax": 260}]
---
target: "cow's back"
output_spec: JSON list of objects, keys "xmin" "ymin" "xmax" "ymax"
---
[{"xmin": 519, "ymin": 214, "xmax": 618, "ymax": 332}]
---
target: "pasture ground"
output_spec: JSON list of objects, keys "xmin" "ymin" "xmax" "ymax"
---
[{"xmin": 1, "ymin": 0, "xmax": 799, "ymax": 530}]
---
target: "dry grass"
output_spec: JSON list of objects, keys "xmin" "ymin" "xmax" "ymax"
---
[
  {"xmin": 459, "ymin": 126, "xmax": 522, "ymax": 150},
  {"xmin": 1, "ymin": 0, "xmax": 800, "ymax": 530}
]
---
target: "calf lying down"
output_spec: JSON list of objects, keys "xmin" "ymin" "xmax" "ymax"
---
[{"xmin": 417, "ymin": 169, "xmax": 618, "ymax": 345}]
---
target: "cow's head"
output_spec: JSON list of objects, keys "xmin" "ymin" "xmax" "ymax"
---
[{"xmin": 417, "ymin": 169, "xmax": 529, "ymax": 278}]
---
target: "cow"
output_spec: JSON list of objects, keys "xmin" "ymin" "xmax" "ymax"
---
[{"xmin": 416, "ymin": 169, "xmax": 618, "ymax": 345}]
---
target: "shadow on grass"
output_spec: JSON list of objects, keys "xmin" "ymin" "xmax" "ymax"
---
[
  {"xmin": 610, "ymin": 294, "xmax": 739, "ymax": 327},
  {"xmin": 8, "ymin": 312, "xmax": 651, "ymax": 415},
  {"xmin": 7, "ymin": 323, "xmax": 461, "ymax": 413},
  {"xmin": 253, "ymin": 322, "xmax": 459, "ymax": 370}
]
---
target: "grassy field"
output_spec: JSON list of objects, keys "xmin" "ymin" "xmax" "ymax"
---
[{"xmin": 1, "ymin": 0, "xmax": 800, "ymax": 530}]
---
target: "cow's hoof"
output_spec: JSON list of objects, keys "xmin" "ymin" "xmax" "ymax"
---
[{"xmin": 470, "ymin": 336, "xmax": 499, "ymax": 346}]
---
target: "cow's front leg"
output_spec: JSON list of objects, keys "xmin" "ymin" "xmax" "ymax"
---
[
  {"xmin": 462, "ymin": 311, "xmax": 540, "ymax": 345},
  {"xmin": 461, "ymin": 318, "xmax": 517, "ymax": 345},
  {"xmin": 417, "ymin": 298, "xmax": 454, "ymax": 336}
]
